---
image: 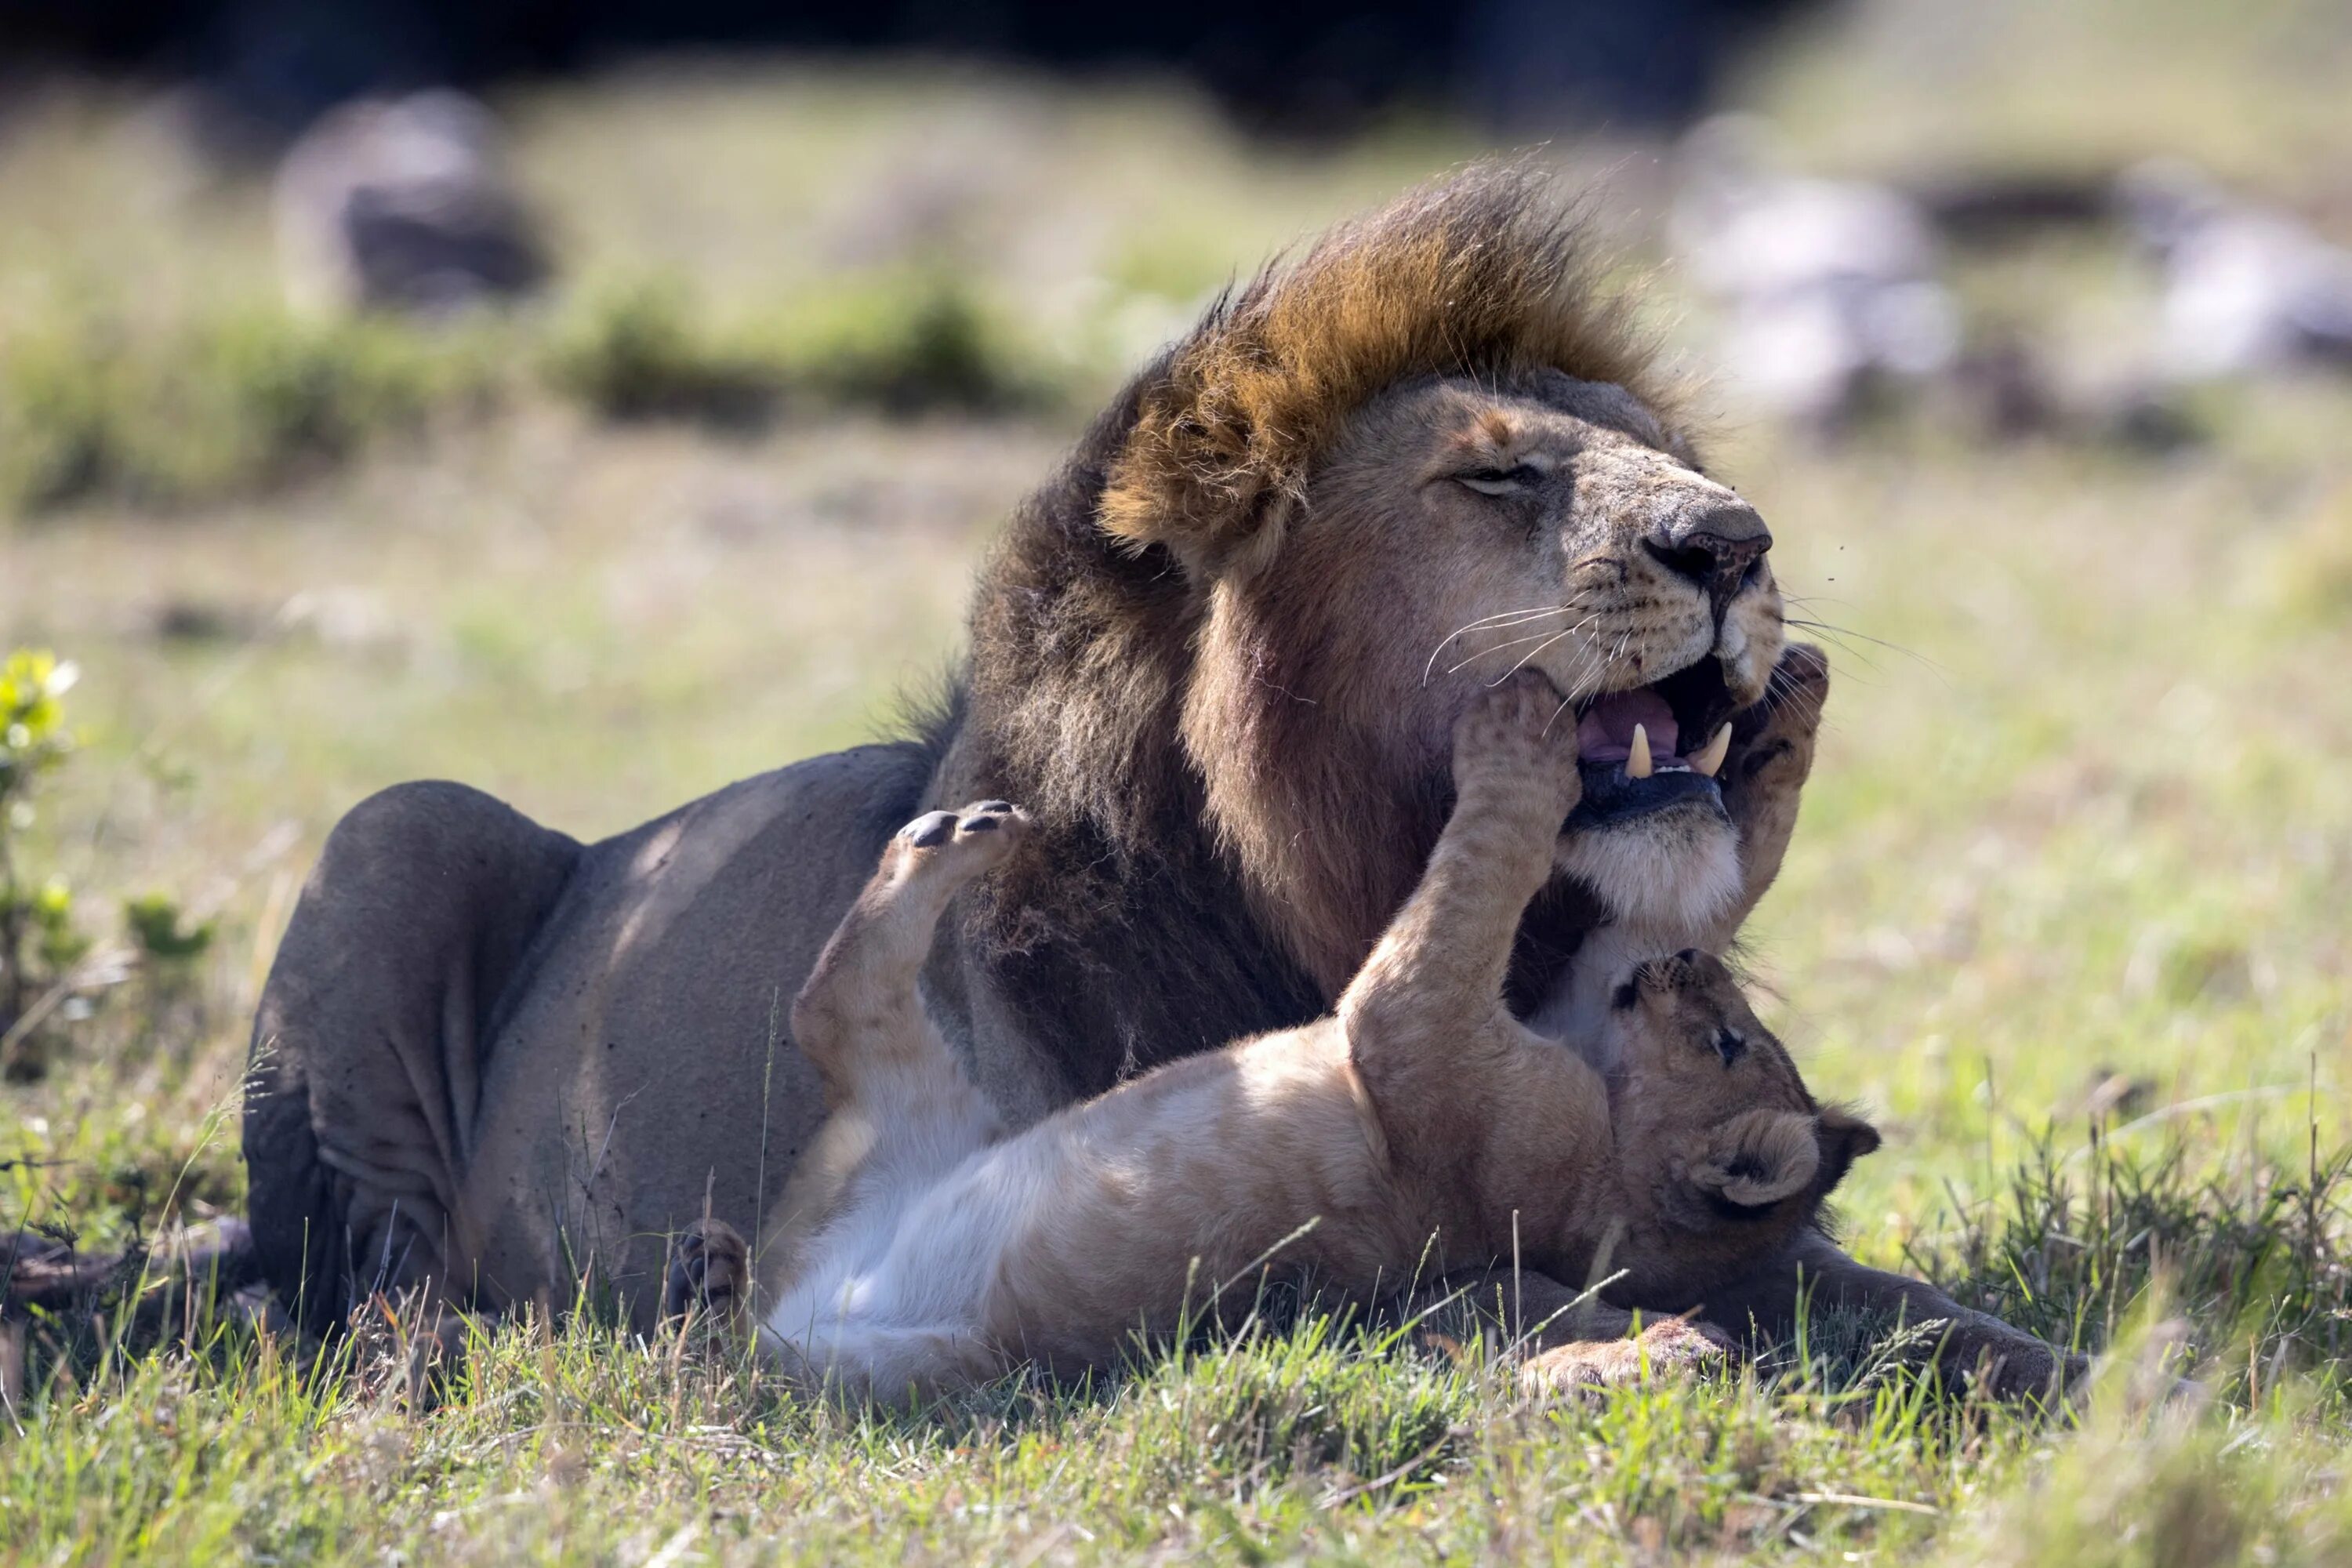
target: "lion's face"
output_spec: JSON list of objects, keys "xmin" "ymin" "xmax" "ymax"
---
[
  {"xmin": 1284, "ymin": 372, "xmax": 1785, "ymax": 935},
  {"xmin": 1071, "ymin": 169, "xmax": 1819, "ymax": 1000}
]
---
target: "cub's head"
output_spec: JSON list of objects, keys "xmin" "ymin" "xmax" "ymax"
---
[
  {"xmin": 1593, "ymin": 950, "xmax": 1878, "ymax": 1305},
  {"xmin": 1091, "ymin": 165, "xmax": 1788, "ymax": 993}
]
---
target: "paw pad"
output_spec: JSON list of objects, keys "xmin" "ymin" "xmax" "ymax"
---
[
  {"xmin": 901, "ymin": 811, "xmax": 958, "ymax": 848},
  {"xmin": 958, "ymin": 800, "xmax": 1018, "ymax": 833}
]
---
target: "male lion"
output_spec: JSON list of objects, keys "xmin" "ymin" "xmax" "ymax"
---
[
  {"xmin": 241, "ymin": 165, "xmax": 2067, "ymax": 1392},
  {"xmin": 668, "ymin": 676, "xmax": 1876, "ymax": 1402}
]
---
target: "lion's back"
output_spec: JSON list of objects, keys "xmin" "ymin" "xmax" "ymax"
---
[{"xmin": 456, "ymin": 739, "xmax": 939, "ymax": 1321}]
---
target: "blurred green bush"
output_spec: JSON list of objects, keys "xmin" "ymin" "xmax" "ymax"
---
[
  {"xmin": 0, "ymin": 312, "xmax": 504, "ymax": 515},
  {"xmin": 546, "ymin": 271, "xmax": 1054, "ymax": 426},
  {"xmin": 543, "ymin": 280, "xmax": 780, "ymax": 425},
  {"xmin": 1, "ymin": 275, "xmax": 1067, "ymax": 517}
]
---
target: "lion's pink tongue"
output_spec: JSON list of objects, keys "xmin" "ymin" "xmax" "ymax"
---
[{"xmin": 1576, "ymin": 690, "xmax": 1679, "ymax": 764}]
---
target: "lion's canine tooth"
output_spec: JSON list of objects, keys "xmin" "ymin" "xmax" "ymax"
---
[
  {"xmin": 1627, "ymin": 723, "xmax": 1653, "ymax": 779},
  {"xmin": 1692, "ymin": 722, "xmax": 1733, "ymax": 779}
]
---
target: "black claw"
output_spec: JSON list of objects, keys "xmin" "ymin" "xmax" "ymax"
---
[
  {"xmin": 959, "ymin": 814, "xmax": 1000, "ymax": 833},
  {"xmin": 972, "ymin": 800, "xmax": 1014, "ymax": 815},
  {"xmin": 905, "ymin": 811, "xmax": 956, "ymax": 848}
]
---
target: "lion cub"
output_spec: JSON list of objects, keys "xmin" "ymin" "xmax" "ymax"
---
[{"xmin": 675, "ymin": 673, "xmax": 1875, "ymax": 1400}]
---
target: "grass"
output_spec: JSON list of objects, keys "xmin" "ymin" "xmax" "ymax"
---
[
  {"xmin": 7, "ymin": 1143, "xmax": 2352, "ymax": 1565},
  {"xmin": 6, "ymin": 0, "xmax": 2352, "ymax": 1559}
]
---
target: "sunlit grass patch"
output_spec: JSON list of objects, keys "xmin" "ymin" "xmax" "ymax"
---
[{"xmin": 11, "ymin": 1129, "xmax": 2352, "ymax": 1563}]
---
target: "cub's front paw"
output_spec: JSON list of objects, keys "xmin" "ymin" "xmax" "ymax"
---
[
  {"xmin": 1451, "ymin": 670, "xmax": 1581, "ymax": 809},
  {"xmin": 1722, "ymin": 642, "xmax": 1828, "ymax": 800},
  {"xmin": 664, "ymin": 1217, "xmax": 751, "ymax": 1328},
  {"xmin": 1518, "ymin": 1316, "xmax": 1736, "ymax": 1400}
]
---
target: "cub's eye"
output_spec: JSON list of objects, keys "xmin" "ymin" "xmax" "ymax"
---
[
  {"xmin": 1457, "ymin": 463, "xmax": 1545, "ymax": 496},
  {"xmin": 1712, "ymin": 1028, "xmax": 1747, "ymax": 1066}
]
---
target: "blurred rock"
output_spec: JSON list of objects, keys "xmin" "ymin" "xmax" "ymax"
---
[
  {"xmin": 273, "ymin": 89, "xmax": 550, "ymax": 318},
  {"xmin": 1911, "ymin": 171, "xmax": 2111, "ymax": 248},
  {"xmin": 2118, "ymin": 157, "xmax": 2352, "ymax": 383},
  {"xmin": 1672, "ymin": 115, "xmax": 1961, "ymax": 432}
]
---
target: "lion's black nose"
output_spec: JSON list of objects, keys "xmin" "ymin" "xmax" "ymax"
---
[{"xmin": 1645, "ymin": 504, "xmax": 1773, "ymax": 615}]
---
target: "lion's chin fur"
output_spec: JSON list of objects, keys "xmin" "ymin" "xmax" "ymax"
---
[{"xmin": 1555, "ymin": 808, "xmax": 1742, "ymax": 939}]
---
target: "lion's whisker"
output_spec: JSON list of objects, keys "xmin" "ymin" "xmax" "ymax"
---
[
  {"xmin": 1421, "ymin": 603, "xmax": 1591, "ymax": 685},
  {"xmin": 1781, "ymin": 617, "xmax": 1941, "ymax": 680},
  {"xmin": 1486, "ymin": 628, "xmax": 1581, "ymax": 685},
  {"xmin": 1443, "ymin": 615, "xmax": 1602, "ymax": 677},
  {"xmin": 1453, "ymin": 604, "xmax": 1584, "ymax": 634},
  {"xmin": 1536, "ymin": 635, "xmax": 1618, "ymax": 729}
]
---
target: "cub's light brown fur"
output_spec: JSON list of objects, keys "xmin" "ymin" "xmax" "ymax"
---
[{"xmin": 683, "ymin": 676, "xmax": 1872, "ymax": 1401}]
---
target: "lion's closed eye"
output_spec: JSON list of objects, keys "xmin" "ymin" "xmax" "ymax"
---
[{"xmin": 1457, "ymin": 463, "xmax": 1548, "ymax": 496}]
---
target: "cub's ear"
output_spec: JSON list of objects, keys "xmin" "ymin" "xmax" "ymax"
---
[
  {"xmin": 1693, "ymin": 1109, "xmax": 1820, "ymax": 1210},
  {"xmin": 1813, "ymin": 1107, "xmax": 1882, "ymax": 1196}
]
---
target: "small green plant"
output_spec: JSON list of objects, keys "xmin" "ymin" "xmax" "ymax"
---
[
  {"xmin": 1, "ymin": 654, "xmax": 218, "ymax": 1083},
  {"xmin": 122, "ymin": 893, "xmax": 214, "ymax": 965},
  {"xmin": 1, "ymin": 648, "xmax": 86, "ymax": 1067}
]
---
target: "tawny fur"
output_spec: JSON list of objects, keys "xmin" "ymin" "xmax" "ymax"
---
[
  {"xmin": 948, "ymin": 164, "xmax": 1797, "ymax": 1036},
  {"xmin": 238, "ymin": 162, "xmax": 1817, "ymax": 1346},
  {"xmin": 711, "ymin": 677, "xmax": 1872, "ymax": 1402}
]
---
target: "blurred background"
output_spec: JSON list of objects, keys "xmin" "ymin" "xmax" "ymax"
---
[{"xmin": 2, "ymin": 0, "xmax": 2349, "ymax": 1283}]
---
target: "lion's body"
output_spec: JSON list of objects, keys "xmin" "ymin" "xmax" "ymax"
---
[
  {"xmin": 240, "ymin": 167, "xmax": 2069, "ymax": 1395},
  {"xmin": 245, "ymin": 747, "xmax": 911, "ymax": 1327}
]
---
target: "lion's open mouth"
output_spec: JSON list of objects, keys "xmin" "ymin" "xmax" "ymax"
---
[{"xmin": 1566, "ymin": 656, "xmax": 1742, "ymax": 829}]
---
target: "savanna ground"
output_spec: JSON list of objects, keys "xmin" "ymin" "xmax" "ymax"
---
[{"xmin": 5, "ymin": 0, "xmax": 2352, "ymax": 1560}]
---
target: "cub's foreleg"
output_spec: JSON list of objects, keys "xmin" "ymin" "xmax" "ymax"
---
[
  {"xmin": 1337, "ymin": 673, "xmax": 1582, "ymax": 1142},
  {"xmin": 1702, "ymin": 642, "xmax": 1828, "ymax": 950}
]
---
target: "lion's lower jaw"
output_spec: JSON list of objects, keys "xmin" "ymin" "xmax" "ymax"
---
[{"xmin": 1555, "ymin": 809, "xmax": 1743, "ymax": 946}]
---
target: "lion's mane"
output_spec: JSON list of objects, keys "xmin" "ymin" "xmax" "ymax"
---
[{"xmin": 924, "ymin": 163, "xmax": 1682, "ymax": 1096}]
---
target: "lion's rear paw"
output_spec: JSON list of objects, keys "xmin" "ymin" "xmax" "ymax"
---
[
  {"xmin": 1518, "ymin": 1316, "xmax": 1736, "ymax": 1400},
  {"xmin": 1941, "ymin": 1323, "xmax": 2089, "ymax": 1404},
  {"xmin": 665, "ymin": 1218, "xmax": 751, "ymax": 1328}
]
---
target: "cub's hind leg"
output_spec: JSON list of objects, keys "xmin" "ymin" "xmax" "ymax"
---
[
  {"xmin": 789, "ymin": 801, "xmax": 1026, "ymax": 1169},
  {"xmin": 686, "ymin": 807, "xmax": 1029, "ymax": 1348}
]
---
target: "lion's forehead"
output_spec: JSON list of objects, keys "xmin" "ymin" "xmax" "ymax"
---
[
  {"xmin": 1422, "ymin": 376, "xmax": 1679, "ymax": 459},
  {"xmin": 1529, "ymin": 375, "xmax": 1673, "ymax": 445}
]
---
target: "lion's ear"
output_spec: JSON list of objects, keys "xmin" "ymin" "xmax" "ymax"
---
[
  {"xmin": 1100, "ymin": 476, "xmax": 1292, "ymax": 580},
  {"xmin": 1100, "ymin": 446, "xmax": 1294, "ymax": 579},
  {"xmin": 1098, "ymin": 339, "xmax": 1307, "ymax": 579}
]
